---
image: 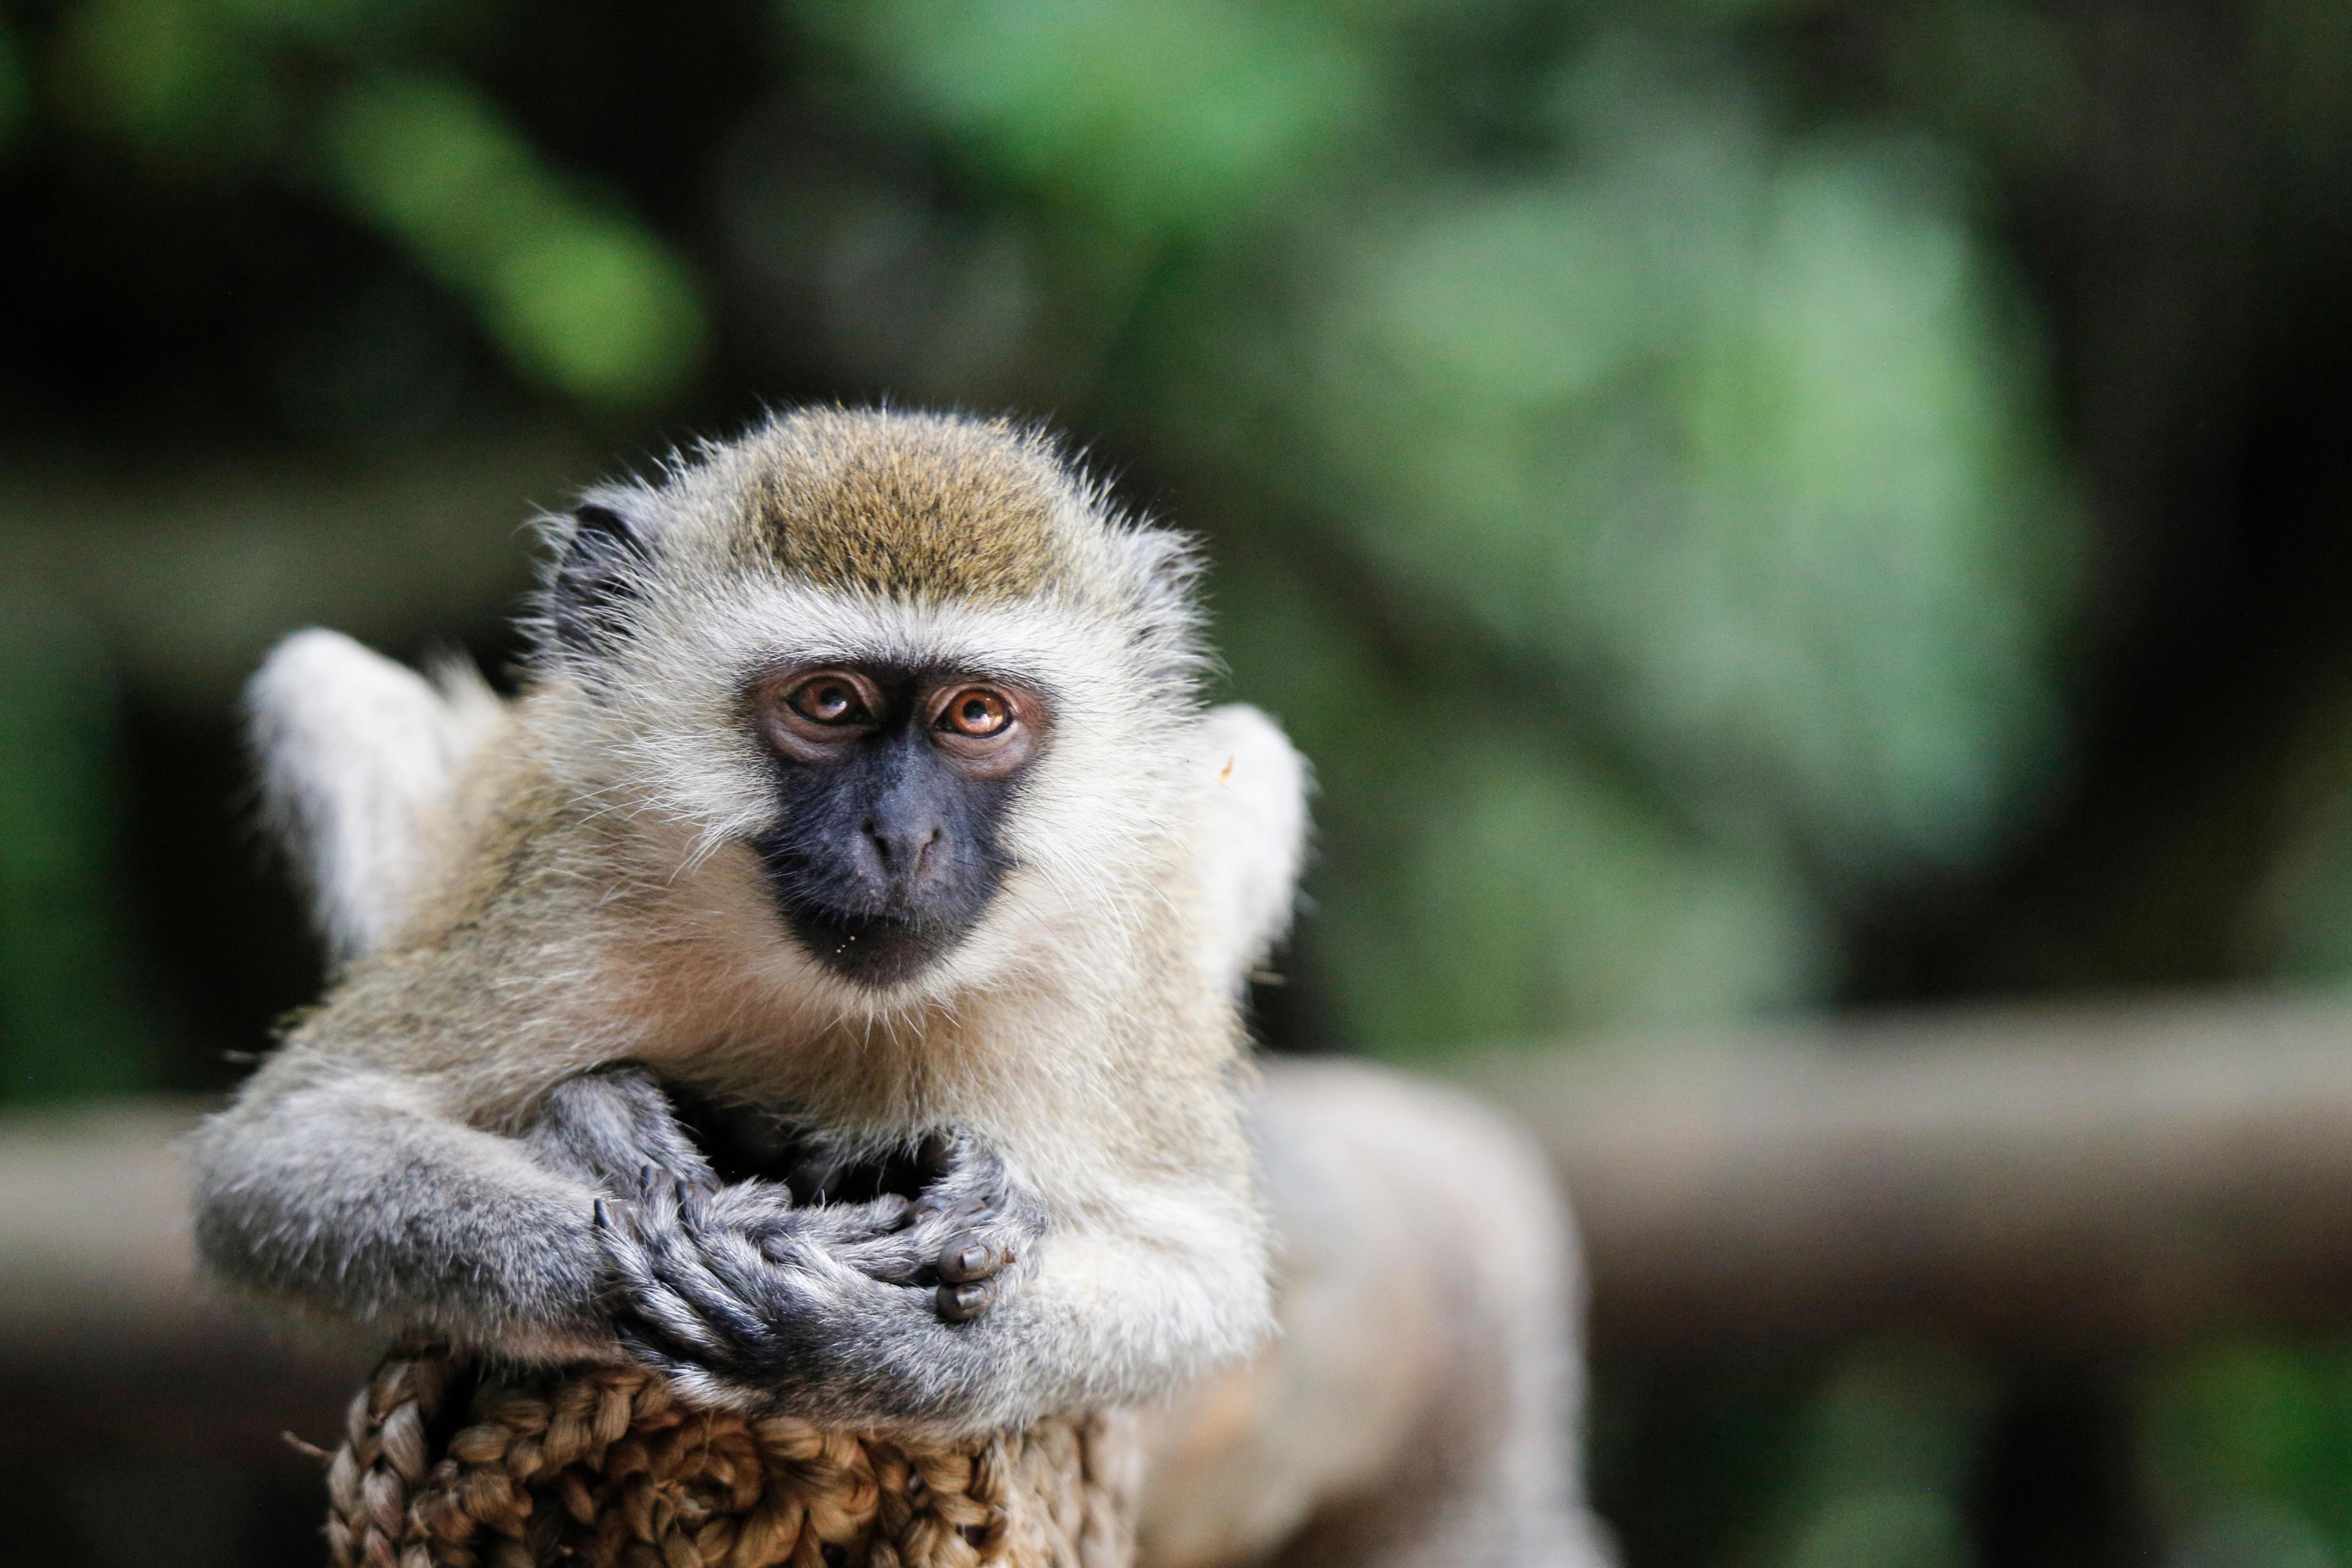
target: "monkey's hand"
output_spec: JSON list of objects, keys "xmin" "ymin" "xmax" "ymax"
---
[
  {"xmin": 522, "ymin": 1065, "xmax": 721, "ymax": 1200},
  {"xmin": 835, "ymin": 1134, "xmax": 1044, "ymax": 1324},
  {"xmin": 592, "ymin": 1139, "xmax": 1048, "ymax": 1426}
]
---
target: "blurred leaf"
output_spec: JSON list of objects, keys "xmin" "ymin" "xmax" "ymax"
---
[
  {"xmin": 1760, "ymin": 1345, "xmax": 1993, "ymax": 1568},
  {"xmin": 323, "ymin": 72, "xmax": 708, "ymax": 408},
  {"xmin": 2253, "ymin": 0, "xmax": 2352, "ymax": 215},
  {"xmin": 485, "ymin": 217, "xmax": 707, "ymax": 409},
  {"xmin": 1300, "ymin": 69, "xmax": 2075, "ymax": 883},
  {"xmin": 1210, "ymin": 530, "xmax": 1827, "ymax": 1050},
  {"xmin": 2251, "ymin": 716, "xmax": 2352, "ymax": 982},
  {"xmin": 2143, "ymin": 1341, "xmax": 2352, "ymax": 1554},
  {"xmin": 52, "ymin": 0, "xmax": 278, "ymax": 161},
  {"xmin": 325, "ymin": 73, "xmax": 569, "ymax": 280},
  {"xmin": 1311, "ymin": 733, "xmax": 1828, "ymax": 1045},
  {"xmin": 821, "ymin": 0, "xmax": 1368, "ymax": 246},
  {"xmin": 1107, "ymin": 38, "xmax": 2089, "ymax": 1047}
]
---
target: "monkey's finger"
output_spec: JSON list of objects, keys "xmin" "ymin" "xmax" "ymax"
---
[
  {"xmin": 633, "ymin": 1167, "xmax": 693, "ymax": 1224},
  {"xmin": 690, "ymin": 1219, "xmax": 780, "ymax": 1289},
  {"xmin": 607, "ymin": 1076, "xmax": 724, "ymax": 1194},
  {"xmin": 906, "ymin": 1192, "xmax": 992, "ymax": 1226},
  {"xmin": 912, "ymin": 1149, "xmax": 1010, "ymax": 1212},
  {"xmin": 675, "ymin": 1234, "xmax": 833, "ymax": 1352},
  {"xmin": 833, "ymin": 1193, "xmax": 917, "ymax": 1243},
  {"xmin": 773, "ymin": 1194, "xmax": 910, "ymax": 1256},
  {"xmin": 605, "ymin": 1252, "xmax": 722, "ymax": 1351},
  {"xmin": 645, "ymin": 1159, "xmax": 723, "ymax": 1201},
  {"xmin": 936, "ymin": 1234, "xmax": 1011, "ymax": 1285},
  {"xmin": 623, "ymin": 1265, "xmax": 765, "ymax": 1363},
  {"xmin": 614, "ymin": 1317, "xmax": 747, "ymax": 1393},
  {"xmin": 935, "ymin": 1280, "xmax": 996, "ymax": 1323},
  {"xmin": 602, "ymin": 1217, "xmax": 772, "ymax": 1359},
  {"xmin": 593, "ymin": 1199, "xmax": 666, "ymax": 1276},
  {"xmin": 827, "ymin": 1231, "xmax": 926, "ymax": 1284},
  {"xmin": 656, "ymin": 1249, "xmax": 774, "ymax": 1350},
  {"xmin": 704, "ymin": 1178, "xmax": 806, "ymax": 1237},
  {"xmin": 696, "ymin": 1229, "xmax": 840, "ymax": 1327}
]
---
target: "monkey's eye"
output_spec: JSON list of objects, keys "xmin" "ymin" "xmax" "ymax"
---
[
  {"xmin": 939, "ymin": 688, "xmax": 1011, "ymax": 738},
  {"xmin": 786, "ymin": 675, "xmax": 873, "ymax": 726}
]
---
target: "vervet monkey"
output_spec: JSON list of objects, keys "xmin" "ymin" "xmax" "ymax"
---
[
  {"xmin": 200, "ymin": 407, "xmax": 1612, "ymax": 1563},
  {"xmin": 196, "ymin": 408, "xmax": 1287, "ymax": 1434}
]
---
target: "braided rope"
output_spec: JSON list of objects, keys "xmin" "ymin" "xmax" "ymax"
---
[{"xmin": 322, "ymin": 1344, "xmax": 1139, "ymax": 1568}]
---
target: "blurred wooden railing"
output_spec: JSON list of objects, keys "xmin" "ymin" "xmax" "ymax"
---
[
  {"xmin": 10, "ymin": 988, "xmax": 2352, "ymax": 1464},
  {"xmin": 1451, "ymin": 990, "xmax": 2352, "ymax": 1349}
]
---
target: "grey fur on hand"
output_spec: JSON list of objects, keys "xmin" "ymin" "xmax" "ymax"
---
[
  {"xmin": 591, "ymin": 1134, "xmax": 1046, "ymax": 1425},
  {"xmin": 522, "ymin": 1066, "xmax": 720, "ymax": 1199}
]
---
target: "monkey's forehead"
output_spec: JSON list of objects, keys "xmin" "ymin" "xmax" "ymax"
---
[{"xmin": 692, "ymin": 409, "xmax": 1091, "ymax": 605}]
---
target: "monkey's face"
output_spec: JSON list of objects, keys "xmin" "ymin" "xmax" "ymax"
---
[
  {"xmin": 744, "ymin": 664, "xmax": 1046, "ymax": 987},
  {"xmin": 536, "ymin": 409, "xmax": 1207, "ymax": 1004}
]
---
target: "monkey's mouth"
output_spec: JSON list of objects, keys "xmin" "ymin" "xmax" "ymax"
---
[
  {"xmin": 753, "ymin": 831, "xmax": 1003, "ymax": 989},
  {"xmin": 777, "ymin": 904, "xmax": 970, "ymax": 988}
]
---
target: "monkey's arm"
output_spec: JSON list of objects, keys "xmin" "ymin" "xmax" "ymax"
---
[
  {"xmin": 190, "ymin": 1056, "xmax": 722, "ymax": 1358},
  {"xmin": 865, "ymin": 1145, "xmax": 1275, "ymax": 1426},
  {"xmin": 977, "ymin": 1172, "xmax": 1275, "ymax": 1419}
]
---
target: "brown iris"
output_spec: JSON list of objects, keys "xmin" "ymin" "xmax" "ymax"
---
[
  {"xmin": 940, "ymin": 688, "xmax": 1011, "ymax": 738},
  {"xmin": 787, "ymin": 674, "xmax": 873, "ymax": 726}
]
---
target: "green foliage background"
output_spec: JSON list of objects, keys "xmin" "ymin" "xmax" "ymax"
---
[{"xmin": 3, "ymin": 0, "xmax": 2352, "ymax": 1562}]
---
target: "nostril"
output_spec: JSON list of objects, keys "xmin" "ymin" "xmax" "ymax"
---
[{"xmin": 863, "ymin": 818, "xmax": 942, "ymax": 876}]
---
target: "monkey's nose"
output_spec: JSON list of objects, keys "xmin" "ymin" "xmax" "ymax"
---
[{"xmin": 863, "ymin": 817, "xmax": 943, "ymax": 877}]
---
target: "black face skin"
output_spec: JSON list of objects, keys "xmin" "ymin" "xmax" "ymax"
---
[{"xmin": 747, "ymin": 664, "xmax": 1046, "ymax": 988}]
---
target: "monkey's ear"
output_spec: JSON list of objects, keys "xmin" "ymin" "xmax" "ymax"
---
[{"xmin": 550, "ymin": 496, "xmax": 659, "ymax": 655}]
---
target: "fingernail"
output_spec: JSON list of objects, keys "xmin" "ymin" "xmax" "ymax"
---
[{"xmin": 937, "ymin": 1281, "xmax": 990, "ymax": 1321}]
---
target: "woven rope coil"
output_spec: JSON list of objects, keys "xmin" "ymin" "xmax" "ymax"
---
[{"xmin": 322, "ymin": 1344, "xmax": 1139, "ymax": 1568}]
